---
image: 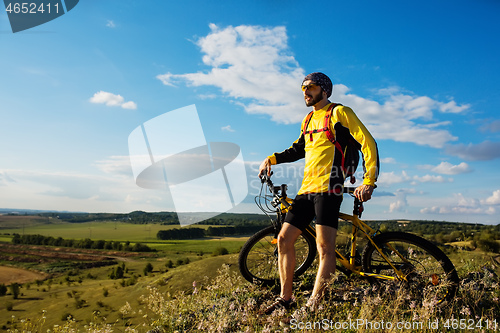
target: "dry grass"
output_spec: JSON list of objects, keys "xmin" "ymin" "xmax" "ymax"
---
[{"xmin": 5, "ymin": 255, "xmax": 500, "ymax": 333}]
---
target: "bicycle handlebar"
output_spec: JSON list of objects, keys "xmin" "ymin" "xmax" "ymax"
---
[
  {"xmin": 259, "ymin": 173, "xmax": 364, "ymax": 217},
  {"xmin": 260, "ymin": 173, "xmax": 357, "ymax": 196}
]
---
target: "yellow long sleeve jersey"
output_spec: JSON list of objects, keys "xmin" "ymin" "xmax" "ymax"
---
[{"xmin": 269, "ymin": 103, "xmax": 379, "ymax": 195}]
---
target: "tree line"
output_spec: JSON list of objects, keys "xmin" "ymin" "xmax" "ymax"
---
[
  {"xmin": 360, "ymin": 220, "xmax": 500, "ymax": 253},
  {"xmin": 156, "ymin": 225, "xmax": 266, "ymax": 240},
  {"xmin": 373, "ymin": 220, "xmax": 499, "ymax": 241},
  {"xmin": 11, "ymin": 234, "xmax": 155, "ymax": 252},
  {"xmin": 38, "ymin": 211, "xmax": 269, "ymax": 225}
]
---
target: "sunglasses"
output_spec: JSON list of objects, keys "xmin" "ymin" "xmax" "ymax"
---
[{"xmin": 301, "ymin": 83, "xmax": 319, "ymax": 92}]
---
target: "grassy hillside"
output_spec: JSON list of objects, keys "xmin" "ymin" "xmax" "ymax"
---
[
  {"xmin": 0, "ymin": 215, "xmax": 54, "ymax": 229},
  {"xmin": 1, "ymin": 217, "xmax": 499, "ymax": 332},
  {"xmin": 2, "ymin": 251, "xmax": 499, "ymax": 332},
  {"xmin": 2, "ymin": 254, "xmax": 241, "ymax": 332},
  {"xmin": 0, "ymin": 220, "xmax": 221, "ymax": 242}
]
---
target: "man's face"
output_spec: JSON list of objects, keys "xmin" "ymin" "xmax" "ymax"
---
[{"xmin": 302, "ymin": 80, "xmax": 324, "ymax": 107}]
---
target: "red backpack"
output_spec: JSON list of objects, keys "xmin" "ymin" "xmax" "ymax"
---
[{"xmin": 302, "ymin": 103, "xmax": 361, "ymax": 184}]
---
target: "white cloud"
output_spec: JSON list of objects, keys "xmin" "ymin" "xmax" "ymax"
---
[
  {"xmin": 387, "ymin": 189, "xmax": 416, "ymax": 213},
  {"xmin": 421, "ymin": 205, "xmax": 496, "ymax": 215},
  {"xmin": 121, "ymin": 101, "xmax": 138, "ymax": 110},
  {"xmin": 412, "ymin": 174, "xmax": 450, "ymax": 183},
  {"xmin": 377, "ymin": 171, "xmax": 411, "ymax": 186},
  {"xmin": 451, "ymin": 206, "xmax": 494, "ymax": 215},
  {"xmin": 439, "ymin": 100, "xmax": 470, "ymax": 113},
  {"xmin": 0, "ymin": 167, "xmax": 172, "ymax": 213},
  {"xmin": 431, "ymin": 161, "xmax": 472, "ymax": 175},
  {"xmin": 221, "ymin": 125, "xmax": 235, "ymax": 132},
  {"xmin": 379, "ymin": 169, "xmax": 453, "ymax": 187},
  {"xmin": 89, "ymin": 91, "xmax": 137, "ymax": 110},
  {"xmin": 198, "ymin": 94, "xmax": 218, "ymax": 100},
  {"xmin": 106, "ymin": 20, "xmax": 116, "ymax": 28},
  {"xmin": 335, "ymin": 85, "xmax": 460, "ymax": 148},
  {"xmin": 421, "ymin": 192, "xmax": 498, "ymax": 216},
  {"xmin": 158, "ymin": 24, "xmax": 468, "ymax": 148},
  {"xmin": 93, "ymin": 156, "xmax": 133, "ymax": 176},
  {"xmin": 483, "ymin": 189, "xmax": 500, "ymax": 205},
  {"xmin": 157, "ymin": 73, "xmax": 175, "ymax": 87},
  {"xmin": 0, "ymin": 171, "xmax": 16, "ymax": 186},
  {"xmin": 420, "ymin": 206, "xmax": 446, "ymax": 214},
  {"xmin": 456, "ymin": 193, "xmax": 479, "ymax": 208},
  {"xmin": 381, "ymin": 157, "xmax": 396, "ymax": 164},
  {"xmin": 389, "ymin": 199, "xmax": 407, "ymax": 213},
  {"xmin": 158, "ymin": 24, "xmax": 305, "ymax": 123}
]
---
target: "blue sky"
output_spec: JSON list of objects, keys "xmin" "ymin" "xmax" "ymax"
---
[{"xmin": 1, "ymin": 0, "xmax": 499, "ymax": 224}]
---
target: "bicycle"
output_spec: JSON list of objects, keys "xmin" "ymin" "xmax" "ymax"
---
[{"xmin": 238, "ymin": 174, "xmax": 460, "ymax": 305}]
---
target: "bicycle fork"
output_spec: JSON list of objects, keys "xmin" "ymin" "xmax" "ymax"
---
[
  {"xmin": 344, "ymin": 217, "xmax": 409, "ymax": 282},
  {"xmin": 361, "ymin": 239, "xmax": 410, "ymax": 282}
]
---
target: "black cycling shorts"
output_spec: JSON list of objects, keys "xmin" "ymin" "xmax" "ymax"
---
[{"xmin": 284, "ymin": 192, "xmax": 343, "ymax": 230}]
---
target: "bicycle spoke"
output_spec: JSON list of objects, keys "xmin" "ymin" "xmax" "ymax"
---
[
  {"xmin": 362, "ymin": 232, "xmax": 458, "ymax": 306},
  {"xmin": 239, "ymin": 226, "xmax": 316, "ymax": 286}
]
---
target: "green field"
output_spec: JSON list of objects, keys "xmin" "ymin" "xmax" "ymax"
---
[
  {"xmin": 0, "ymin": 221, "xmax": 219, "ymax": 242},
  {"xmin": 1, "ymin": 217, "xmax": 499, "ymax": 332},
  {"xmin": 0, "ymin": 220, "xmax": 251, "ymax": 262},
  {"xmin": 0, "ymin": 218, "xmax": 251, "ymax": 331},
  {"xmin": 1, "ymin": 254, "xmax": 241, "ymax": 331}
]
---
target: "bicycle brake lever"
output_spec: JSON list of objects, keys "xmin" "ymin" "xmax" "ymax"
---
[
  {"xmin": 260, "ymin": 171, "xmax": 274, "ymax": 184},
  {"xmin": 354, "ymin": 198, "xmax": 363, "ymax": 218}
]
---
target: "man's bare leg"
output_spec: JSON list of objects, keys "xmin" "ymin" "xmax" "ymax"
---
[
  {"xmin": 308, "ymin": 224, "xmax": 337, "ymax": 307},
  {"xmin": 277, "ymin": 222, "xmax": 302, "ymax": 301}
]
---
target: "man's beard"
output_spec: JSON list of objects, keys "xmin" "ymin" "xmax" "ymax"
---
[{"xmin": 305, "ymin": 90, "xmax": 323, "ymax": 107}]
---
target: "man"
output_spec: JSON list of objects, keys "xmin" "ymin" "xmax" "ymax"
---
[{"xmin": 258, "ymin": 72, "xmax": 379, "ymax": 314}]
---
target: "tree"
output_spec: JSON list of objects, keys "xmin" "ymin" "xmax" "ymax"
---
[
  {"xmin": 0, "ymin": 284, "xmax": 7, "ymax": 296},
  {"xmin": 10, "ymin": 283, "xmax": 20, "ymax": 299},
  {"xmin": 212, "ymin": 247, "xmax": 229, "ymax": 256},
  {"xmin": 144, "ymin": 263, "xmax": 153, "ymax": 275},
  {"xmin": 110, "ymin": 266, "xmax": 124, "ymax": 280}
]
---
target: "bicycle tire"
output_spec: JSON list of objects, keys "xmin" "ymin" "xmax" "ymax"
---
[
  {"xmin": 238, "ymin": 226, "xmax": 316, "ymax": 286},
  {"xmin": 362, "ymin": 231, "xmax": 459, "ymax": 305}
]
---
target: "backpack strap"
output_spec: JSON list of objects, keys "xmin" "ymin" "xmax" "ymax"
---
[
  {"xmin": 303, "ymin": 103, "xmax": 340, "ymax": 142},
  {"xmin": 302, "ymin": 110, "xmax": 314, "ymax": 141},
  {"xmin": 302, "ymin": 103, "xmax": 353, "ymax": 181},
  {"xmin": 323, "ymin": 103, "xmax": 338, "ymax": 143},
  {"xmin": 322, "ymin": 104, "xmax": 347, "ymax": 175}
]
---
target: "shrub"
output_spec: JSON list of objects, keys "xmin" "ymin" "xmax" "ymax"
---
[
  {"xmin": 110, "ymin": 266, "xmax": 124, "ymax": 279},
  {"xmin": 126, "ymin": 276, "xmax": 137, "ymax": 286},
  {"xmin": 9, "ymin": 283, "xmax": 20, "ymax": 299},
  {"xmin": 6, "ymin": 302, "xmax": 13, "ymax": 311},
  {"xmin": 74, "ymin": 296, "xmax": 86, "ymax": 309},
  {"xmin": 475, "ymin": 239, "xmax": 500, "ymax": 253},
  {"xmin": 144, "ymin": 263, "xmax": 153, "ymax": 275},
  {"xmin": 0, "ymin": 284, "xmax": 7, "ymax": 296},
  {"xmin": 61, "ymin": 312, "xmax": 73, "ymax": 321},
  {"xmin": 212, "ymin": 247, "xmax": 229, "ymax": 256}
]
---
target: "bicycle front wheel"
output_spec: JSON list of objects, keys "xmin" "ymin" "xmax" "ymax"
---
[
  {"xmin": 362, "ymin": 231, "xmax": 459, "ymax": 305},
  {"xmin": 238, "ymin": 226, "xmax": 316, "ymax": 286}
]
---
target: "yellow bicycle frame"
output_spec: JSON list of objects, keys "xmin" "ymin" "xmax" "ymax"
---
[
  {"xmin": 300, "ymin": 212, "xmax": 409, "ymax": 282},
  {"xmin": 278, "ymin": 193, "xmax": 410, "ymax": 282}
]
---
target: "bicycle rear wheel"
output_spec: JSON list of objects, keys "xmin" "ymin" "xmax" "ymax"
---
[
  {"xmin": 362, "ymin": 231, "xmax": 459, "ymax": 305},
  {"xmin": 238, "ymin": 226, "xmax": 316, "ymax": 286}
]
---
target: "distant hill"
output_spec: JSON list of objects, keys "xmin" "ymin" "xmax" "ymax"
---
[
  {"xmin": 0, "ymin": 208, "xmax": 87, "ymax": 215},
  {"xmin": 0, "ymin": 209, "xmax": 270, "ymax": 226}
]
